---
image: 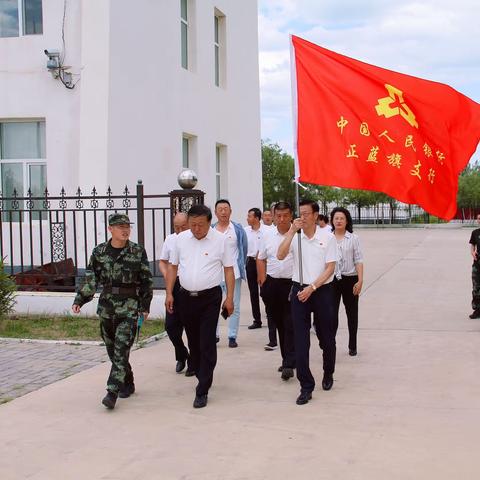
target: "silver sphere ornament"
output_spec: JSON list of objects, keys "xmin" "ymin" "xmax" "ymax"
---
[{"xmin": 178, "ymin": 169, "xmax": 198, "ymax": 189}]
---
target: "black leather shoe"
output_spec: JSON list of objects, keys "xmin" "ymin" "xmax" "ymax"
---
[
  {"xmin": 216, "ymin": 337, "xmax": 220, "ymax": 343},
  {"xmin": 176, "ymin": 360, "xmax": 186, "ymax": 373},
  {"xmin": 277, "ymin": 365, "xmax": 283, "ymax": 372},
  {"xmin": 102, "ymin": 391, "xmax": 118, "ymax": 409},
  {"xmin": 296, "ymin": 392, "xmax": 312, "ymax": 405},
  {"xmin": 118, "ymin": 383, "xmax": 135, "ymax": 398},
  {"xmin": 469, "ymin": 310, "xmax": 480, "ymax": 319},
  {"xmin": 322, "ymin": 375, "xmax": 334, "ymax": 391},
  {"xmin": 281, "ymin": 367, "xmax": 294, "ymax": 381},
  {"xmin": 185, "ymin": 368, "xmax": 195, "ymax": 377},
  {"xmin": 248, "ymin": 322, "xmax": 262, "ymax": 329},
  {"xmin": 228, "ymin": 337, "xmax": 238, "ymax": 348},
  {"xmin": 349, "ymin": 349, "xmax": 357, "ymax": 356},
  {"xmin": 193, "ymin": 394, "xmax": 208, "ymax": 408}
]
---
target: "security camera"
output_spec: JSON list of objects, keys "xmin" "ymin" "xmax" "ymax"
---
[{"xmin": 44, "ymin": 49, "xmax": 60, "ymax": 69}]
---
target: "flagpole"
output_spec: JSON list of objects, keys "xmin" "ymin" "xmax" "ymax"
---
[
  {"xmin": 290, "ymin": 34, "xmax": 304, "ymax": 286},
  {"xmin": 295, "ymin": 180, "xmax": 303, "ymax": 285}
]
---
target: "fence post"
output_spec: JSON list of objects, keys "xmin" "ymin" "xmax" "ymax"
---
[{"xmin": 136, "ymin": 180, "xmax": 145, "ymax": 247}]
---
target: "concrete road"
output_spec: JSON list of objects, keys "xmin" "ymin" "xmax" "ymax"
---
[{"xmin": 0, "ymin": 227, "xmax": 479, "ymax": 480}]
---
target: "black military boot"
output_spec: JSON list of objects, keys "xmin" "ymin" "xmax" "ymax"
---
[
  {"xmin": 102, "ymin": 391, "xmax": 118, "ymax": 409},
  {"xmin": 118, "ymin": 383, "xmax": 135, "ymax": 399}
]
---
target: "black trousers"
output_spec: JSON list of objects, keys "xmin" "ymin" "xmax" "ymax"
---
[
  {"xmin": 165, "ymin": 278, "xmax": 189, "ymax": 362},
  {"xmin": 246, "ymin": 257, "xmax": 261, "ymax": 324},
  {"xmin": 177, "ymin": 286, "xmax": 222, "ymax": 396},
  {"xmin": 248, "ymin": 257, "xmax": 277, "ymax": 344},
  {"xmin": 260, "ymin": 276, "xmax": 295, "ymax": 367},
  {"xmin": 291, "ymin": 282, "xmax": 336, "ymax": 394},
  {"xmin": 333, "ymin": 275, "xmax": 359, "ymax": 351}
]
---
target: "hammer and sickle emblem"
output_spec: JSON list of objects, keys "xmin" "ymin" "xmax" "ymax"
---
[{"xmin": 375, "ymin": 84, "xmax": 418, "ymax": 128}]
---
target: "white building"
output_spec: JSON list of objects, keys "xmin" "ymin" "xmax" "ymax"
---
[{"xmin": 0, "ymin": 0, "xmax": 262, "ymax": 225}]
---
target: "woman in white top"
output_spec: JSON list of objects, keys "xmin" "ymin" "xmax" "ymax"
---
[{"xmin": 330, "ymin": 207, "xmax": 364, "ymax": 356}]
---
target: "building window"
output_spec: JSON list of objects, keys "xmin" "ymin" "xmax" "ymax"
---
[
  {"xmin": 0, "ymin": 0, "xmax": 43, "ymax": 38},
  {"xmin": 182, "ymin": 136, "xmax": 189, "ymax": 168},
  {"xmin": 180, "ymin": 0, "xmax": 188, "ymax": 69},
  {"xmin": 0, "ymin": 121, "xmax": 47, "ymax": 220},
  {"xmin": 215, "ymin": 146, "xmax": 221, "ymax": 199},
  {"xmin": 214, "ymin": 10, "xmax": 225, "ymax": 87},
  {"xmin": 23, "ymin": 0, "xmax": 43, "ymax": 35},
  {"xmin": 182, "ymin": 133, "xmax": 197, "ymax": 172},
  {"xmin": 214, "ymin": 16, "xmax": 220, "ymax": 87},
  {"xmin": 215, "ymin": 143, "xmax": 226, "ymax": 199}
]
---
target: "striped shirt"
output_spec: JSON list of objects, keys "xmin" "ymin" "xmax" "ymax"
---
[{"xmin": 334, "ymin": 231, "xmax": 363, "ymax": 278}]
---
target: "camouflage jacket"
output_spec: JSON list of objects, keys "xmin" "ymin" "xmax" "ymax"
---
[{"xmin": 73, "ymin": 240, "xmax": 153, "ymax": 319}]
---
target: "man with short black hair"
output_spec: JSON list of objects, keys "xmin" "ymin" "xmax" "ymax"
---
[
  {"xmin": 72, "ymin": 213, "xmax": 153, "ymax": 410},
  {"xmin": 318, "ymin": 214, "xmax": 330, "ymax": 230},
  {"xmin": 262, "ymin": 209, "xmax": 274, "ymax": 227},
  {"xmin": 159, "ymin": 212, "xmax": 193, "ymax": 376},
  {"xmin": 277, "ymin": 199, "xmax": 337, "ymax": 405},
  {"xmin": 244, "ymin": 207, "xmax": 271, "ymax": 336},
  {"xmin": 166, "ymin": 204, "xmax": 234, "ymax": 408},
  {"xmin": 258, "ymin": 201, "xmax": 295, "ymax": 379},
  {"xmin": 213, "ymin": 199, "xmax": 247, "ymax": 348}
]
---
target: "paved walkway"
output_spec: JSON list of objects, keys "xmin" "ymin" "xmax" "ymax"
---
[
  {"xmin": 0, "ymin": 226, "xmax": 479, "ymax": 480},
  {"xmin": 0, "ymin": 342, "xmax": 108, "ymax": 403}
]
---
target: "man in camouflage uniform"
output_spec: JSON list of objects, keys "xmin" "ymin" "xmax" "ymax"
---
[
  {"xmin": 72, "ymin": 213, "xmax": 153, "ymax": 409},
  {"xmin": 469, "ymin": 214, "xmax": 480, "ymax": 319}
]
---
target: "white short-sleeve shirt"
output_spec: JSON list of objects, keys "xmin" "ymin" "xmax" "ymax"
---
[
  {"xmin": 290, "ymin": 226, "xmax": 338, "ymax": 284},
  {"xmin": 171, "ymin": 229, "xmax": 234, "ymax": 291},
  {"xmin": 159, "ymin": 233, "xmax": 177, "ymax": 262},
  {"xmin": 258, "ymin": 228, "xmax": 293, "ymax": 279},
  {"xmin": 244, "ymin": 224, "xmax": 268, "ymax": 258},
  {"xmin": 215, "ymin": 222, "xmax": 240, "ymax": 279}
]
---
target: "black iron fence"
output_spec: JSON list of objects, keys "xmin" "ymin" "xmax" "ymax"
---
[
  {"xmin": 0, "ymin": 181, "xmax": 204, "ymax": 291},
  {"xmin": 348, "ymin": 203, "xmax": 433, "ymax": 224}
]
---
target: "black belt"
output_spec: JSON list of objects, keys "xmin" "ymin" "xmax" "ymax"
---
[
  {"xmin": 292, "ymin": 281, "xmax": 331, "ymax": 289},
  {"xmin": 267, "ymin": 275, "xmax": 292, "ymax": 283},
  {"xmin": 179, "ymin": 286, "xmax": 219, "ymax": 297},
  {"xmin": 103, "ymin": 286, "xmax": 138, "ymax": 295}
]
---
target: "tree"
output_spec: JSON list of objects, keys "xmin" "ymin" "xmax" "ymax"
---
[
  {"xmin": 341, "ymin": 189, "xmax": 377, "ymax": 222},
  {"xmin": 262, "ymin": 140, "xmax": 296, "ymax": 209},
  {"xmin": 457, "ymin": 161, "xmax": 480, "ymax": 218}
]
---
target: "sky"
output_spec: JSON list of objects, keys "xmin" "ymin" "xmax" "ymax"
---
[{"xmin": 258, "ymin": 0, "xmax": 480, "ymax": 157}]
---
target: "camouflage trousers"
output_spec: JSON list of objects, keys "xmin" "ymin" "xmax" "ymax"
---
[
  {"xmin": 100, "ymin": 316, "xmax": 136, "ymax": 394},
  {"xmin": 472, "ymin": 263, "xmax": 480, "ymax": 312}
]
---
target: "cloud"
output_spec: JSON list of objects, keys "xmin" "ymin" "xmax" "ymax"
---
[{"xmin": 258, "ymin": 0, "xmax": 480, "ymax": 155}]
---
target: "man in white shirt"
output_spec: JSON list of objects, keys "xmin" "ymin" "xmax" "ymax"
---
[
  {"xmin": 318, "ymin": 214, "xmax": 331, "ymax": 230},
  {"xmin": 262, "ymin": 209, "xmax": 274, "ymax": 228},
  {"xmin": 213, "ymin": 199, "xmax": 247, "ymax": 348},
  {"xmin": 244, "ymin": 208, "xmax": 273, "ymax": 342},
  {"xmin": 166, "ymin": 205, "xmax": 234, "ymax": 408},
  {"xmin": 257, "ymin": 201, "xmax": 295, "ymax": 380},
  {"xmin": 278, "ymin": 199, "xmax": 338, "ymax": 405},
  {"xmin": 159, "ymin": 212, "xmax": 194, "ymax": 376}
]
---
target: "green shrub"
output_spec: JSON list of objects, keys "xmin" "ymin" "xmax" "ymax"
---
[{"xmin": 0, "ymin": 259, "xmax": 16, "ymax": 318}]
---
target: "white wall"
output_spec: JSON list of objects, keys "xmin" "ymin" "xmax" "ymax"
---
[
  {"xmin": 105, "ymin": 0, "xmax": 262, "ymax": 222},
  {"xmin": 0, "ymin": 0, "xmax": 82, "ymax": 194},
  {"xmin": 0, "ymin": 0, "xmax": 262, "ymax": 268}
]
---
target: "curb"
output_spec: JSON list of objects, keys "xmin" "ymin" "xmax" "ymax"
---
[{"xmin": 0, "ymin": 332, "xmax": 167, "ymax": 348}]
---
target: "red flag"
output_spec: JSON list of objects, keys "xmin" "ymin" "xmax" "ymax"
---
[{"xmin": 291, "ymin": 35, "xmax": 480, "ymax": 220}]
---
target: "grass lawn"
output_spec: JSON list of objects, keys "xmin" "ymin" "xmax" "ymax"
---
[{"xmin": 0, "ymin": 315, "xmax": 165, "ymax": 341}]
